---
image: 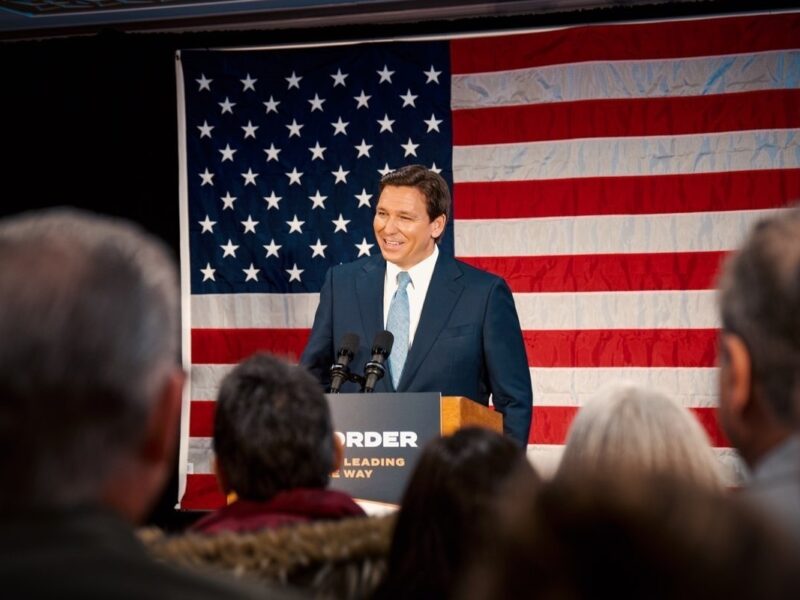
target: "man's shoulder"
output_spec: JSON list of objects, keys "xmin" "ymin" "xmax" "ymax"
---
[
  {"xmin": 445, "ymin": 254, "xmax": 505, "ymax": 286},
  {"xmin": 329, "ymin": 254, "xmax": 383, "ymax": 277}
]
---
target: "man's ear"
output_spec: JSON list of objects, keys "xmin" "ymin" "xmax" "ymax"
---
[
  {"xmin": 140, "ymin": 367, "xmax": 185, "ymax": 466},
  {"xmin": 332, "ymin": 433, "xmax": 344, "ymax": 473},
  {"xmin": 720, "ymin": 332, "xmax": 752, "ymax": 417},
  {"xmin": 431, "ymin": 214, "xmax": 446, "ymax": 240}
]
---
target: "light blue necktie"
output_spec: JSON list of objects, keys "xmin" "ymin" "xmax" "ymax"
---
[{"xmin": 387, "ymin": 271, "xmax": 411, "ymax": 389}]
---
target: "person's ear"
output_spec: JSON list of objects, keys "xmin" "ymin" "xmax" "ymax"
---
[
  {"xmin": 332, "ymin": 433, "xmax": 344, "ymax": 473},
  {"xmin": 719, "ymin": 332, "xmax": 752, "ymax": 417},
  {"xmin": 141, "ymin": 367, "xmax": 185, "ymax": 466},
  {"xmin": 431, "ymin": 214, "xmax": 446, "ymax": 240},
  {"xmin": 213, "ymin": 455, "xmax": 237, "ymax": 504}
]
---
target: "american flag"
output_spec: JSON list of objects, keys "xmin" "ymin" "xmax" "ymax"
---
[{"xmin": 177, "ymin": 12, "xmax": 800, "ymax": 509}]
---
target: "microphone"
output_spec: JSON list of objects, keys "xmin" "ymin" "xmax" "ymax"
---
[
  {"xmin": 363, "ymin": 330, "xmax": 394, "ymax": 393},
  {"xmin": 329, "ymin": 333, "xmax": 360, "ymax": 393}
]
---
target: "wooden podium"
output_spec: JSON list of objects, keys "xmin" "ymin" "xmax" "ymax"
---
[{"xmin": 440, "ymin": 395, "xmax": 502, "ymax": 436}]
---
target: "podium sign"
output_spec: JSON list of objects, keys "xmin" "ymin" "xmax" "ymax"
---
[{"xmin": 326, "ymin": 392, "xmax": 441, "ymax": 505}]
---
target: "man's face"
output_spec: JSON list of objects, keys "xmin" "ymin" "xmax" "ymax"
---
[{"xmin": 373, "ymin": 185, "xmax": 445, "ymax": 270}]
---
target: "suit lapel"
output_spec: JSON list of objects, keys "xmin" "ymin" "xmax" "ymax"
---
[
  {"xmin": 356, "ymin": 254, "xmax": 386, "ymax": 352},
  {"xmin": 398, "ymin": 253, "xmax": 464, "ymax": 390}
]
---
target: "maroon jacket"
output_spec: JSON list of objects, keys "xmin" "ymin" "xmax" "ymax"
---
[{"xmin": 190, "ymin": 488, "xmax": 365, "ymax": 534}]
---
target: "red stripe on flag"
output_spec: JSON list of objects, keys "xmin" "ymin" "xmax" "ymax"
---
[
  {"xmin": 524, "ymin": 329, "xmax": 718, "ymax": 368},
  {"xmin": 451, "ymin": 13, "xmax": 800, "ymax": 73},
  {"xmin": 181, "ymin": 474, "xmax": 225, "ymax": 511},
  {"xmin": 192, "ymin": 328, "xmax": 309, "ymax": 364},
  {"xmin": 689, "ymin": 407, "xmax": 730, "ymax": 447},
  {"xmin": 452, "ymin": 90, "xmax": 800, "ymax": 145},
  {"xmin": 190, "ymin": 400, "xmax": 215, "ymax": 437},
  {"xmin": 460, "ymin": 252, "xmax": 728, "ymax": 293},
  {"xmin": 454, "ymin": 169, "xmax": 800, "ymax": 220}
]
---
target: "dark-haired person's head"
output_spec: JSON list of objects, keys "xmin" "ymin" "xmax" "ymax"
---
[
  {"xmin": 214, "ymin": 353, "xmax": 336, "ymax": 501},
  {"xmin": 376, "ymin": 426, "xmax": 538, "ymax": 600}
]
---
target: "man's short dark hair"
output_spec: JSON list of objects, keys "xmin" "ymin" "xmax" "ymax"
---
[
  {"xmin": 214, "ymin": 353, "xmax": 334, "ymax": 501},
  {"xmin": 718, "ymin": 207, "xmax": 800, "ymax": 425},
  {"xmin": 380, "ymin": 164, "xmax": 451, "ymax": 241}
]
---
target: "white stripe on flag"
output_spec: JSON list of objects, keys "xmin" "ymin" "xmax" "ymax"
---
[{"xmin": 191, "ymin": 292, "xmax": 319, "ymax": 328}]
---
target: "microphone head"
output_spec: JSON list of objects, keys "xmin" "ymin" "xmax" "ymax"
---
[
  {"xmin": 339, "ymin": 332, "xmax": 360, "ymax": 357},
  {"xmin": 372, "ymin": 330, "xmax": 394, "ymax": 357}
]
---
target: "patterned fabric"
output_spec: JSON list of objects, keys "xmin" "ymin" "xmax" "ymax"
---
[{"xmin": 387, "ymin": 271, "xmax": 411, "ymax": 388}]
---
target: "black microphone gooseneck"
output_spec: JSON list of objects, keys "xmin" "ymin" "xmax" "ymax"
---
[
  {"xmin": 329, "ymin": 332, "xmax": 360, "ymax": 393},
  {"xmin": 363, "ymin": 330, "xmax": 394, "ymax": 393}
]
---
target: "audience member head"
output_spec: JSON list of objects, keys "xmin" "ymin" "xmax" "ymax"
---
[
  {"xmin": 213, "ymin": 353, "xmax": 337, "ymax": 501},
  {"xmin": 0, "ymin": 208, "xmax": 183, "ymax": 522},
  {"xmin": 378, "ymin": 164, "xmax": 450, "ymax": 244},
  {"xmin": 557, "ymin": 381, "xmax": 724, "ymax": 491},
  {"xmin": 716, "ymin": 207, "xmax": 800, "ymax": 466},
  {"xmin": 377, "ymin": 426, "xmax": 538, "ymax": 599},
  {"xmin": 457, "ymin": 472, "xmax": 800, "ymax": 600}
]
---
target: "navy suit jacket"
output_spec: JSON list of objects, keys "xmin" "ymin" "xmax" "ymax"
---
[{"xmin": 300, "ymin": 252, "xmax": 533, "ymax": 446}]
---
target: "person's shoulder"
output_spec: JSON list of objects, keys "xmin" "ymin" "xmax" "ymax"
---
[
  {"xmin": 329, "ymin": 254, "xmax": 383, "ymax": 277},
  {"xmin": 447, "ymin": 255, "xmax": 505, "ymax": 286}
]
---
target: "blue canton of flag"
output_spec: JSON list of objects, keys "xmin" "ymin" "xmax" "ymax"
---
[{"xmin": 181, "ymin": 41, "xmax": 453, "ymax": 294}]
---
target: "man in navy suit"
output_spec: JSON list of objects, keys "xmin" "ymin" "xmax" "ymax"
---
[{"xmin": 301, "ymin": 165, "xmax": 532, "ymax": 447}]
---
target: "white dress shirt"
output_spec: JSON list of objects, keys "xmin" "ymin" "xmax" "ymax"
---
[{"xmin": 383, "ymin": 245, "xmax": 439, "ymax": 348}]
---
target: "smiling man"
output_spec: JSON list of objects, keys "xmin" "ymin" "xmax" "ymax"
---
[{"xmin": 301, "ymin": 165, "xmax": 532, "ymax": 447}]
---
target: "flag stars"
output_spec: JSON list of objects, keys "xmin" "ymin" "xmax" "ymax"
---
[
  {"xmin": 199, "ymin": 168, "xmax": 214, "ymax": 186},
  {"xmin": 355, "ymin": 238, "xmax": 374, "ymax": 257},
  {"xmin": 378, "ymin": 163, "xmax": 393, "ymax": 176},
  {"xmin": 377, "ymin": 114, "xmax": 395, "ymax": 133},
  {"xmin": 430, "ymin": 162, "xmax": 442, "ymax": 174},
  {"xmin": 332, "ymin": 213, "xmax": 351, "ymax": 233},
  {"xmin": 424, "ymin": 65, "xmax": 442, "ymax": 84},
  {"xmin": 286, "ymin": 264, "xmax": 304, "ymax": 283},
  {"xmin": 198, "ymin": 215, "xmax": 216, "ymax": 233},
  {"xmin": 310, "ymin": 238, "xmax": 328, "ymax": 258},
  {"xmin": 309, "ymin": 190, "xmax": 327, "ymax": 209},
  {"xmin": 355, "ymin": 188, "xmax": 373, "ymax": 208},
  {"xmin": 287, "ymin": 215, "xmax": 305, "ymax": 234},
  {"xmin": 401, "ymin": 138, "xmax": 420, "ymax": 157},
  {"xmin": 400, "ymin": 89, "xmax": 418, "ymax": 107},
  {"xmin": 264, "ymin": 239, "xmax": 282, "ymax": 258},
  {"xmin": 220, "ymin": 239, "xmax": 239, "ymax": 258},
  {"xmin": 241, "ymin": 168, "xmax": 259, "ymax": 186},
  {"xmin": 221, "ymin": 192, "xmax": 237, "ymax": 210},
  {"xmin": 285, "ymin": 71, "xmax": 302, "ymax": 89},
  {"xmin": 286, "ymin": 167, "xmax": 303, "ymax": 186},
  {"xmin": 197, "ymin": 120, "xmax": 214, "ymax": 138},
  {"xmin": 354, "ymin": 90, "xmax": 371, "ymax": 108},
  {"xmin": 308, "ymin": 93, "xmax": 326, "ymax": 112},
  {"xmin": 355, "ymin": 139, "xmax": 373, "ymax": 158},
  {"xmin": 219, "ymin": 97, "xmax": 236, "ymax": 114},
  {"xmin": 196, "ymin": 73, "xmax": 212, "ymax": 91},
  {"xmin": 332, "ymin": 165, "xmax": 350, "ymax": 184},
  {"xmin": 242, "ymin": 121, "xmax": 259, "ymax": 139},
  {"xmin": 263, "ymin": 191, "xmax": 281, "ymax": 210},
  {"xmin": 309, "ymin": 141, "xmax": 326, "ymax": 161},
  {"xmin": 241, "ymin": 215, "xmax": 259, "ymax": 233},
  {"xmin": 263, "ymin": 96, "xmax": 280, "ymax": 114},
  {"xmin": 243, "ymin": 263, "xmax": 260, "ymax": 282},
  {"xmin": 424, "ymin": 113, "xmax": 443, "ymax": 133},
  {"xmin": 241, "ymin": 73, "xmax": 257, "ymax": 91},
  {"xmin": 200, "ymin": 263, "xmax": 216, "ymax": 281},
  {"xmin": 331, "ymin": 117, "xmax": 349, "ymax": 136},
  {"xmin": 264, "ymin": 143, "xmax": 281, "ymax": 162},
  {"xmin": 286, "ymin": 119, "xmax": 304, "ymax": 138},
  {"xmin": 331, "ymin": 68, "xmax": 348, "ymax": 87},
  {"xmin": 219, "ymin": 144, "xmax": 237, "ymax": 162},
  {"xmin": 377, "ymin": 65, "xmax": 395, "ymax": 83}
]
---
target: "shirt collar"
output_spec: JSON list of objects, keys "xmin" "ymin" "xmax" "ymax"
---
[{"xmin": 385, "ymin": 244, "xmax": 439, "ymax": 287}]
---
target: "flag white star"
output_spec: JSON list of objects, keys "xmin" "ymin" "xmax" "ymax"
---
[
  {"xmin": 332, "ymin": 213, "xmax": 351, "ymax": 233},
  {"xmin": 430, "ymin": 162, "xmax": 442, "ymax": 174},
  {"xmin": 355, "ymin": 139, "xmax": 373, "ymax": 158},
  {"xmin": 377, "ymin": 64, "xmax": 395, "ymax": 83},
  {"xmin": 220, "ymin": 239, "xmax": 239, "ymax": 258},
  {"xmin": 355, "ymin": 237, "xmax": 374, "ymax": 257},
  {"xmin": 308, "ymin": 93, "xmax": 326, "ymax": 112},
  {"xmin": 424, "ymin": 65, "xmax": 442, "ymax": 84},
  {"xmin": 378, "ymin": 163, "xmax": 393, "ymax": 176},
  {"xmin": 199, "ymin": 168, "xmax": 214, "ymax": 186},
  {"xmin": 263, "ymin": 143, "xmax": 281, "ymax": 162},
  {"xmin": 264, "ymin": 239, "xmax": 282, "ymax": 258},
  {"xmin": 309, "ymin": 141, "xmax": 326, "ymax": 161},
  {"xmin": 241, "ymin": 168, "xmax": 259, "ymax": 186},
  {"xmin": 286, "ymin": 167, "xmax": 303, "ymax": 186},
  {"xmin": 332, "ymin": 165, "xmax": 350, "ymax": 184},
  {"xmin": 309, "ymin": 190, "xmax": 327, "ymax": 209},
  {"xmin": 285, "ymin": 71, "xmax": 302, "ymax": 89},
  {"xmin": 241, "ymin": 73, "xmax": 257, "ymax": 91},
  {"xmin": 243, "ymin": 263, "xmax": 260, "ymax": 282},
  {"xmin": 241, "ymin": 120, "xmax": 259, "ymax": 139},
  {"xmin": 377, "ymin": 114, "xmax": 395, "ymax": 133},
  {"xmin": 355, "ymin": 188, "xmax": 373, "ymax": 208},
  {"xmin": 331, "ymin": 117, "xmax": 349, "ymax": 136},
  {"xmin": 221, "ymin": 192, "xmax": 237, "ymax": 210},
  {"xmin": 400, "ymin": 89, "xmax": 418, "ymax": 107},
  {"xmin": 241, "ymin": 215, "xmax": 259, "ymax": 233},
  {"xmin": 331, "ymin": 68, "xmax": 348, "ymax": 87},
  {"xmin": 219, "ymin": 143, "xmax": 237, "ymax": 162},
  {"xmin": 196, "ymin": 73, "xmax": 212, "ymax": 91},
  {"xmin": 401, "ymin": 137, "xmax": 420, "ymax": 157},
  {"xmin": 198, "ymin": 215, "xmax": 216, "ymax": 233},
  {"xmin": 219, "ymin": 97, "xmax": 235, "ymax": 114},
  {"xmin": 424, "ymin": 113, "xmax": 443, "ymax": 132},
  {"xmin": 287, "ymin": 215, "xmax": 305, "ymax": 234},
  {"xmin": 309, "ymin": 238, "xmax": 328, "ymax": 258},
  {"xmin": 354, "ymin": 90, "xmax": 371, "ymax": 108},
  {"xmin": 263, "ymin": 96, "xmax": 280, "ymax": 114},
  {"xmin": 201, "ymin": 263, "xmax": 216, "ymax": 281},
  {"xmin": 286, "ymin": 263, "xmax": 304, "ymax": 282},
  {"xmin": 263, "ymin": 191, "xmax": 281, "ymax": 210},
  {"xmin": 197, "ymin": 120, "xmax": 214, "ymax": 138},
  {"xmin": 286, "ymin": 119, "xmax": 304, "ymax": 138}
]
